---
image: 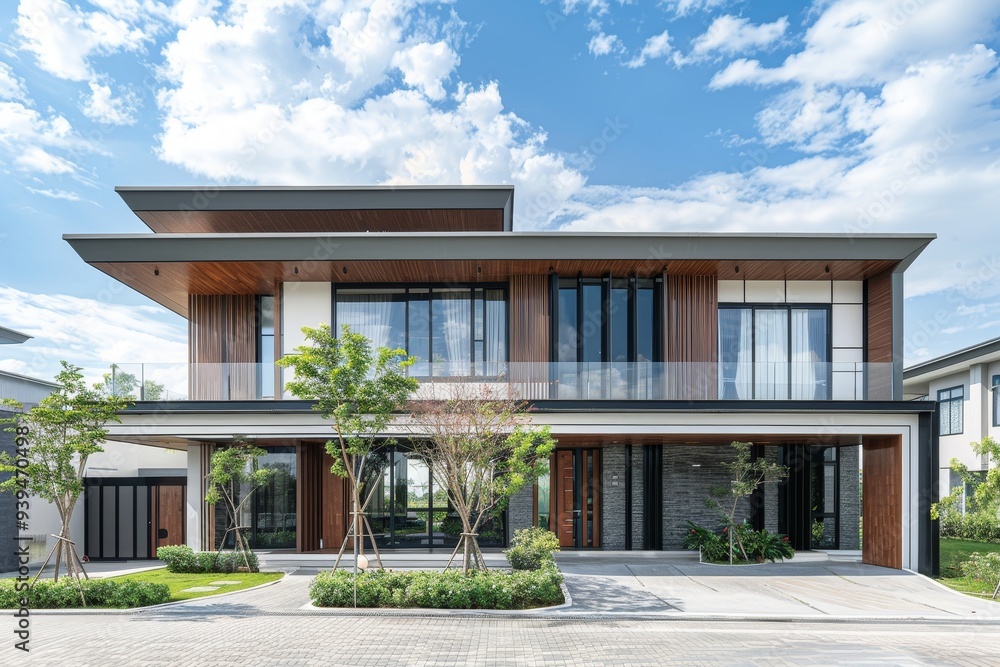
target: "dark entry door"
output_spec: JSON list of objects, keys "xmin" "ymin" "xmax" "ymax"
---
[
  {"xmin": 84, "ymin": 478, "xmax": 186, "ymax": 560},
  {"xmin": 551, "ymin": 449, "xmax": 601, "ymax": 548}
]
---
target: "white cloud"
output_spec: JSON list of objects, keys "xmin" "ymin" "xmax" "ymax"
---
[
  {"xmin": 25, "ymin": 186, "xmax": 83, "ymax": 201},
  {"xmin": 669, "ymin": 0, "xmax": 729, "ymax": 17},
  {"xmin": 81, "ymin": 76, "xmax": 140, "ymax": 125},
  {"xmin": 588, "ymin": 32, "xmax": 622, "ymax": 57},
  {"xmin": 0, "ymin": 286, "xmax": 187, "ymax": 387},
  {"xmin": 682, "ymin": 15, "xmax": 788, "ymax": 63},
  {"xmin": 16, "ymin": 0, "xmax": 151, "ymax": 81},
  {"xmin": 626, "ymin": 30, "xmax": 672, "ymax": 68},
  {"xmin": 154, "ymin": 1, "xmax": 586, "ymax": 227},
  {"xmin": 0, "ymin": 101, "xmax": 97, "ymax": 176},
  {"xmin": 391, "ymin": 41, "xmax": 458, "ymax": 100},
  {"xmin": 0, "ymin": 62, "xmax": 27, "ymax": 101}
]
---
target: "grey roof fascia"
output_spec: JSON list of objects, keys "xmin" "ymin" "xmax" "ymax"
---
[
  {"xmin": 64, "ymin": 232, "xmax": 936, "ymax": 265},
  {"xmin": 114, "ymin": 185, "xmax": 515, "ymax": 212},
  {"xmin": 0, "ymin": 369, "xmax": 59, "ymax": 388},
  {"xmin": 0, "ymin": 325, "xmax": 31, "ymax": 345},
  {"xmin": 903, "ymin": 336, "xmax": 1000, "ymax": 381}
]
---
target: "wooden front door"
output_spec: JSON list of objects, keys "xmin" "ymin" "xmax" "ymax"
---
[
  {"xmin": 152, "ymin": 485, "xmax": 185, "ymax": 550},
  {"xmin": 551, "ymin": 449, "xmax": 601, "ymax": 548}
]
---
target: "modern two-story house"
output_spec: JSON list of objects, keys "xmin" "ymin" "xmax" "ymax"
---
[
  {"xmin": 903, "ymin": 336, "xmax": 1000, "ymax": 508},
  {"xmin": 64, "ymin": 185, "xmax": 940, "ymax": 575}
]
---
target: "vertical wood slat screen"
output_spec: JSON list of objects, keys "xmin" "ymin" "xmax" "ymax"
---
[
  {"xmin": 296, "ymin": 443, "xmax": 323, "ymax": 552},
  {"xmin": 862, "ymin": 435, "xmax": 902, "ymax": 569},
  {"xmin": 189, "ymin": 294, "xmax": 258, "ymax": 400},
  {"xmin": 509, "ymin": 275, "xmax": 550, "ymax": 400},
  {"xmin": 664, "ymin": 275, "xmax": 718, "ymax": 399},
  {"xmin": 865, "ymin": 271, "xmax": 894, "ymax": 399}
]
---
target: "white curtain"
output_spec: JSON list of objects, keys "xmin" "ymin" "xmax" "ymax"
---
[
  {"xmin": 754, "ymin": 309, "xmax": 788, "ymax": 399},
  {"xmin": 336, "ymin": 294, "xmax": 394, "ymax": 348},
  {"xmin": 437, "ymin": 292, "xmax": 470, "ymax": 376},
  {"xmin": 485, "ymin": 290, "xmax": 506, "ymax": 376},
  {"xmin": 719, "ymin": 309, "xmax": 753, "ymax": 399},
  {"xmin": 791, "ymin": 309, "xmax": 814, "ymax": 400}
]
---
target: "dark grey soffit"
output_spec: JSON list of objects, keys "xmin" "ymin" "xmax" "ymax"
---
[
  {"xmin": 65, "ymin": 232, "xmax": 936, "ymax": 265},
  {"xmin": 115, "ymin": 185, "xmax": 515, "ymax": 212},
  {"xmin": 904, "ymin": 335, "xmax": 1000, "ymax": 379}
]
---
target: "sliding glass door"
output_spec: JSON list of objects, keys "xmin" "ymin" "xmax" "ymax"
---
[{"xmin": 719, "ymin": 305, "xmax": 830, "ymax": 400}]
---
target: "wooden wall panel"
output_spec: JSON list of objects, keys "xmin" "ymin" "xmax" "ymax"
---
[
  {"xmin": 509, "ymin": 275, "xmax": 550, "ymax": 400},
  {"xmin": 665, "ymin": 275, "xmax": 718, "ymax": 399},
  {"xmin": 296, "ymin": 443, "xmax": 323, "ymax": 552},
  {"xmin": 866, "ymin": 271, "xmax": 894, "ymax": 399},
  {"xmin": 189, "ymin": 294, "xmax": 258, "ymax": 400},
  {"xmin": 321, "ymin": 450, "xmax": 350, "ymax": 551},
  {"xmin": 862, "ymin": 435, "xmax": 902, "ymax": 569}
]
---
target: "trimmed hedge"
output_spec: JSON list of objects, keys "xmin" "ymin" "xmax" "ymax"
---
[
  {"xmin": 505, "ymin": 527, "xmax": 560, "ymax": 571},
  {"xmin": 310, "ymin": 566, "xmax": 564, "ymax": 610},
  {"xmin": 156, "ymin": 545, "xmax": 259, "ymax": 573},
  {"xmin": 0, "ymin": 578, "xmax": 170, "ymax": 609},
  {"xmin": 940, "ymin": 513, "xmax": 1000, "ymax": 543}
]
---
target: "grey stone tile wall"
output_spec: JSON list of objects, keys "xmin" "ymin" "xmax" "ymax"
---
[
  {"xmin": 631, "ymin": 446, "xmax": 644, "ymax": 549},
  {"xmin": 839, "ymin": 444, "xmax": 861, "ymax": 549},
  {"xmin": 662, "ymin": 446, "xmax": 749, "ymax": 550},
  {"xmin": 601, "ymin": 446, "xmax": 627, "ymax": 550},
  {"xmin": 506, "ymin": 484, "xmax": 534, "ymax": 544},
  {"xmin": 765, "ymin": 447, "xmax": 779, "ymax": 534}
]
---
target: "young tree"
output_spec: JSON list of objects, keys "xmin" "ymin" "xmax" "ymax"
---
[
  {"xmin": 411, "ymin": 383, "xmax": 556, "ymax": 573},
  {"xmin": 933, "ymin": 436, "xmax": 1000, "ymax": 523},
  {"xmin": 707, "ymin": 441, "xmax": 788, "ymax": 563},
  {"xmin": 277, "ymin": 324, "xmax": 418, "ymax": 570},
  {"xmin": 204, "ymin": 436, "xmax": 273, "ymax": 570},
  {"xmin": 0, "ymin": 362, "xmax": 132, "ymax": 582}
]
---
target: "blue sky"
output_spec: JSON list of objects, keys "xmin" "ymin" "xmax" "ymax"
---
[{"xmin": 1, "ymin": 0, "xmax": 999, "ymax": 383}]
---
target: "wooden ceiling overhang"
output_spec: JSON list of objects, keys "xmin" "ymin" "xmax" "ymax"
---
[
  {"xmin": 116, "ymin": 185, "xmax": 515, "ymax": 234},
  {"xmin": 65, "ymin": 232, "xmax": 935, "ymax": 318}
]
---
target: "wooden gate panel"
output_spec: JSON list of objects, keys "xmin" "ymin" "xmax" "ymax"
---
[{"xmin": 862, "ymin": 435, "xmax": 902, "ymax": 569}]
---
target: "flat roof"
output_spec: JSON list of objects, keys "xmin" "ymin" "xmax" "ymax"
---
[
  {"xmin": 116, "ymin": 185, "xmax": 515, "ymax": 233},
  {"xmin": 0, "ymin": 325, "xmax": 31, "ymax": 345}
]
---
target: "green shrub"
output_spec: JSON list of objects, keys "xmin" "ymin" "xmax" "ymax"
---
[
  {"xmin": 941, "ymin": 513, "xmax": 1000, "ymax": 543},
  {"xmin": 157, "ymin": 545, "xmax": 199, "ymax": 573},
  {"xmin": 309, "ymin": 566, "xmax": 564, "ymax": 610},
  {"xmin": 0, "ymin": 578, "xmax": 170, "ymax": 609},
  {"xmin": 684, "ymin": 520, "xmax": 794, "ymax": 564},
  {"xmin": 157, "ymin": 545, "xmax": 259, "ymax": 573},
  {"xmin": 505, "ymin": 527, "xmax": 560, "ymax": 571},
  {"xmin": 960, "ymin": 552, "xmax": 1000, "ymax": 583}
]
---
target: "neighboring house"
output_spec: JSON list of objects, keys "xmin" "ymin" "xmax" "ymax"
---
[
  {"xmin": 64, "ymin": 185, "xmax": 940, "ymax": 575},
  {"xmin": 0, "ymin": 325, "xmax": 184, "ymax": 569},
  {"xmin": 0, "ymin": 325, "xmax": 59, "ymax": 571},
  {"xmin": 903, "ymin": 337, "xmax": 1000, "ymax": 509}
]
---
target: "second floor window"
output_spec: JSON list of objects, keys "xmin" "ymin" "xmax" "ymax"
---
[
  {"xmin": 718, "ymin": 305, "xmax": 830, "ymax": 400},
  {"xmin": 993, "ymin": 375, "xmax": 999, "ymax": 428},
  {"xmin": 938, "ymin": 385, "xmax": 964, "ymax": 436},
  {"xmin": 335, "ymin": 286, "xmax": 506, "ymax": 376}
]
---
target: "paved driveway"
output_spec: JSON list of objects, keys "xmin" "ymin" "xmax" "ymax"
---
[{"xmin": 554, "ymin": 551, "xmax": 1000, "ymax": 619}]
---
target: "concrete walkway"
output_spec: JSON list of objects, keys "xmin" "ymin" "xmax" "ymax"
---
[{"xmin": 553, "ymin": 551, "xmax": 1000, "ymax": 620}]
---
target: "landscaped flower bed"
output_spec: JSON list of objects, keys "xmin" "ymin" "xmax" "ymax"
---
[
  {"xmin": 309, "ymin": 566, "xmax": 564, "ymax": 610},
  {"xmin": 684, "ymin": 520, "xmax": 795, "ymax": 564}
]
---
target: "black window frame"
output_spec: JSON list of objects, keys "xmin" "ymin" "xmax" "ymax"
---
[
  {"xmin": 938, "ymin": 385, "xmax": 965, "ymax": 436},
  {"xmin": 717, "ymin": 303, "xmax": 833, "ymax": 400},
  {"xmin": 331, "ymin": 282, "xmax": 509, "ymax": 379}
]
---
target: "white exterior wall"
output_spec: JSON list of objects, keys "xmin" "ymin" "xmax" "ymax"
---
[
  {"xmin": 186, "ymin": 444, "xmax": 203, "ymax": 551},
  {"xmin": 717, "ymin": 279, "xmax": 865, "ymax": 399},
  {"xmin": 281, "ymin": 282, "xmax": 332, "ymax": 397}
]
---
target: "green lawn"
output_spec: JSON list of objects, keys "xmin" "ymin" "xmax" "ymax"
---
[
  {"xmin": 938, "ymin": 538, "xmax": 1000, "ymax": 599},
  {"xmin": 105, "ymin": 569, "xmax": 284, "ymax": 602}
]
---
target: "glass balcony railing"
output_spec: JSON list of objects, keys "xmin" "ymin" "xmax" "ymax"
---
[{"xmin": 107, "ymin": 361, "xmax": 897, "ymax": 402}]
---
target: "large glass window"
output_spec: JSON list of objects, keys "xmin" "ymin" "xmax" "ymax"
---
[
  {"xmin": 554, "ymin": 276, "xmax": 660, "ymax": 398},
  {"xmin": 335, "ymin": 286, "xmax": 507, "ymax": 376},
  {"xmin": 258, "ymin": 296, "xmax": 275, "ymax": 399},
  {"xmin": 938, "ymin": 385, "xmax": 964, "ymax": 436},
  {"xmin": 719, "ymin": 305, "xmax": 830, "ymax": 400},
  {"xmin": 993, "ymin": 375, "xmax": 999, "ymax": 428}
]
